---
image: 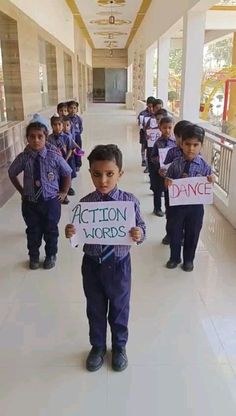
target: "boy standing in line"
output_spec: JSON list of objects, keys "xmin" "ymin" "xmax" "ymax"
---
[
  {"xmin": 8, "ymin": 121, "xmax": 72, "ymax": 270},
  {"xmin": 65, "ymin": 144, "xmax": 146, "ymax": 372}
]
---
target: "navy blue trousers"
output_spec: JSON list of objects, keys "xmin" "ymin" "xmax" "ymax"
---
[
  {"xmin": 74, "ymin": 133, "xmax": 82, "ymax": 168},
  {"xmin": 168, "ymin": 205, "xmax": 204, "ymax": 263},
  {"xmin": 22, "ymin": 198, "xmax": 61, "ymax": 258},
  {"xmin": 82, "ymin": 253, "xmax": 131, "ymax": 348}
]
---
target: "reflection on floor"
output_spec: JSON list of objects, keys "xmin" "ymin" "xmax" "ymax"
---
[{"xmin": 1, "ymin": 104, "xmax": 236, "ymax": 415}]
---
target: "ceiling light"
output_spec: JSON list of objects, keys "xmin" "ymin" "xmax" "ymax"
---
[{"xmin": 109, "ymin": 15, "xmax": 115, "ymax": 24}]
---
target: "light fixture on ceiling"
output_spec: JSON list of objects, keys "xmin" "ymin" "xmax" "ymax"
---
[{"xmin": 109, "ymin": 1, "xmax": 115, "ymax": 24}]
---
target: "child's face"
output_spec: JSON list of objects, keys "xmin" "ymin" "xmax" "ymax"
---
[
  {"xmin": 181, "ymin": 137, "xmax": 202, "ymax": 160},
  {"xmin": 175, "ymin": 134, "xmax": 182, "ymax": 146},
  {"xmin": 63, "ymin": 120, "xmax": 71, "ymax": 133},
  {"xmin": 156, "ymin": 114, "xmax": 163, "ymax": 125},
  {"xmin": 58, "ymin": 106, "xmax": 68, "ymax": 117},
  {"xmin": 89, "ymin": 159, "xmax": 123, "ymax": 194},
  {"xmin": 27, "ymin": 128, "xmax": 46, "ymax": 151},
  {"xmin": 52, "ymin": 121, "xmax": 63, "ymax": 135},
  {"xmin": 147, "ymin": 103, "xmax": 153, "ymax": 113},
  {"xmin": 68, "ymin": 104, "xmax": 78, "ymax": 115},
  {"xmin": 160, "ymin": 122, "xmax": 173, "ymax": 138}
]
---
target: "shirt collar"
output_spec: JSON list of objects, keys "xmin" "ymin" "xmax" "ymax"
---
[
  {"xmin": 95, "ymin": 187, "xmax": 119, "ymax": 200},
  {"xmin": 182, "ymin": 155, "xmax": 202, "ymax": 165},
  {"xmin": 24, "ymin": 146, "xmax": 47, "ymax": 159}
]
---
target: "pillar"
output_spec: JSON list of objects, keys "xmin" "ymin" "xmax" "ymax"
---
[
  {"xmin": 180, "ymin": 10, "xmax": 206, "ymax": 122},
  {"xmin": 228, "ymin": 32, "xmax": 236, "ymax": 123},
  {"xmin": 145, "ymin": 42, "xmax": 157, "ymax": 98},
  {"xmin": 157, "ymin": 36, "xmax": 170, "ymax": 106}
]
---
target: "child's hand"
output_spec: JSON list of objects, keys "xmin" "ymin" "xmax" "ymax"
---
[
  {"xmin": 159, "ymin": 168, "xmax": 167, "ymax": 177},
  {"xmin": 57, "ymin": 191, "xmax": 68, "ymax": 202},
  {"xmin": 207, "ymin": 174, "xmax": 215, "ymax": 183},
  {"xmin": 165, "ymin": 178, "xmax": 173, "ymax": 187},
  {"xmin": 65, "ymin": 224, "xmax": 76, "ymax": 238},
  {"xmin": 129, "ymin": 227, "xmax": 142, "ymax": 242}
]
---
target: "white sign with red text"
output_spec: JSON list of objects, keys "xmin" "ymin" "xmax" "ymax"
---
[
  {"xmin": 159, "ymin": 148, "xmax": 170, "ymax": 168},
  {"xmin": 169, "ymin": 176, "xmax": 213, "ymax": 206}
]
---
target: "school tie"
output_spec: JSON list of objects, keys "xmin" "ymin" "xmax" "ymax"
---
[
  {"xmin": 33, "ymin": 154, "xmax": 43, "ymax": 201},
  {"xmin": 183, "ymin": 160, "xmax": 191, "ymax": 176},
  {"xmin": 101, "ymin": 193, "xmax": 115, "ymax": 262}
]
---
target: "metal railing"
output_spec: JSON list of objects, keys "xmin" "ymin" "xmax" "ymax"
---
[{"xmin": 202, "ymin": 128, "xmax": 235, "ymax": 195}]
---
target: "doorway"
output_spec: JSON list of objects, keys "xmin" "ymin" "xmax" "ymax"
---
[{"xmin": 93, "ymin": 68, "xmax": 127, "ymax": 103}]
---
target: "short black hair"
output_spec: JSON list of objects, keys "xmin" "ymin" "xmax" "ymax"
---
[
  {"xmin": 62, "ymin": 115, "xmax": 71, "ymax": 123},
  {"xmin": 57, "ymin": 102, "xmax": 67, "ymax": 112},
  {"xmin": 26, "ymin": 122, "xmax": 48, "ymax": 137},
  {"xmin": 155, "ymin": 98, "xmax": 164, "ymax": 106},
  {"xmin": 159, "ymin": 116, "xmax": 174, "ymax": 126},
  {"xmin": 50, "ymin": 115, "xmax": 62, "ymax": 126},
  {"xmin": 181, "ymin": 124, "xmax": 205, "ymax": 143},
  {"xmin": 67, "ymin": 100, "xmax": 79, "ymax": 108},
  {"xmin": 88, "ymin": 144, "xmax": 123, "ymax": 171},
  {"xmin": 174, "ymin": 120, "xmax": 192, "ymax": 137},
  {"xmin": 156, "ymin": 108, "xmax": 168, "ymax": 116},
  {"xmin": 146, "ymin": 96, "xmax": 156, "ymax": 105}
]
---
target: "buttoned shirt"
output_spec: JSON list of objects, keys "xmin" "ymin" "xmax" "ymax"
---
[
  {"xmin": 48, "ymin": 133, "xmax": 73, "ymax": 152},
  {"xmin": 69, "ymin": 114, "xmax": 83, "ymax": 135},
  {"xmin": 164, "ymin": 146, "xmax": 182, "ymax": 165},
  {"xmin": 8, "ymin": 146, "xmax": 72, "ymax": 199},
  {"xmin": 151, "ymin": 135, "xmax": 176, "ymax": 167},
  {"xmin": 80, "ymin": 187, "xmax": 146, "ymax": 259},
  {"xmin": 166, "ymin": 155, "xmax": 212, "ymax": 179}
]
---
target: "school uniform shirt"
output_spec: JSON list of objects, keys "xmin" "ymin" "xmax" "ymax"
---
[
  {"xmin": 48, "ymin": 133, "xmax": 73, "ymax": 155},
  {"xmin": 63, "ymin": 132, "xmax": 76, "ymax": 149},
  {"xmin": 8, "ymin": 146, "xmax": 72, "ymax": 200},
  {"xmin": 69, "ymin": 114, "xmax": 83, "ymax": 135},
  {"xmin": 151, "ymin": 135, "xmax": 176, "ymax": 166},
  {"xmin": 80, "ymin": 187, "xmax": 146, "ymax": 259},
  {"xmin": 166, "ymin": 155, "xmax": 212, "ymax": 179},
  {"xmin": 164, "ymin": 146, "xmax": 182, "ymax": 165},
  {"xmin": 138, "ymin": 108, "xmax": 151, "ymax": 129}
]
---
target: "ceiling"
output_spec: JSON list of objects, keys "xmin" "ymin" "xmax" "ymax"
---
[{"xmin": 73, "ymin": 0, "xmax": 151, "ymax": 49}]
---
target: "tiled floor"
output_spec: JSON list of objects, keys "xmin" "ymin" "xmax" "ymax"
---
[{"xmin": 1, "ymin": 103, "xmax": 236, "ymax": 415}]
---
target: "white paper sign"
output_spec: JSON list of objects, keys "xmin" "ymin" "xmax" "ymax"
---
[
  {"xmin": 147, "ymin": 129, "xmax": 159, "ymax": 147},
  {"xmin": 70, "ymin": 201, "xmax": 136, "ymax": 247},
  {"xmin": 169, "ymin": 176, "xmax": 213, "ymax": 206},
  {"xmin": 159, "ymin": 148, "xmax": 170, "ymax": 168}
]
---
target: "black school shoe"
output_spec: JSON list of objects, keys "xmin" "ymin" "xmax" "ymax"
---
[
  {"xmin": 112, "ymin": 346, "xmax": 128, "ymax": 372},
  {"xmin": 153, "ymin": 209, "xmax": 165, "ymax": 217},
  {"xmin": 29, "ymin": 257, "xmax": 40, "ymax": 270},
  {"xmin": 68, "ymin": 187, "xmax": 75, "ymax": 196},
  {"xmin": 166, "ymin": 259, "xmax": 181, "ymax": 269},
  {"xmin": 62, "ymin": 197, "xmax": 70, "ymax": 205},
  {"xmin": 182, "ymin": 262, "xmax": 194, "ymax": 272},
  {"xmin": 141, "ymin": 160, "xmax": 146, "ymax": 167},
  {"xmin": 86, "ymin": 346, "xmax": 106, "ymax": 372},
  {"xmin": 162, "ymin": 234, "xmax": 170, "ymax": 245},
  {"xmin": 43, "ymin": 255, "xmax": 56, "ymax": 270}
]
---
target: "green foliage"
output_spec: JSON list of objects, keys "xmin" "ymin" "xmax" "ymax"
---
[
  {"xmin": 169, "ymin": 49, "xmax": 182, "ymax": 76},
  {"xmin": 204, "ymin": 37, "xmax": 233, "ymax": 68}
]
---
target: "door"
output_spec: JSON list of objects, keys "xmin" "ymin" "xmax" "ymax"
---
[{"xmin": 105, "ymin": 69, "xmax": 127, "ymax": 103}]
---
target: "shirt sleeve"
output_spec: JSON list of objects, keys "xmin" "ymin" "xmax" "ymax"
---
[
  {"xmin": 79, "ymin": 116, "xmax": 83, "ymax": 134},
  {"xmin": 164, "ymin": 149, "xmax": 173, "ymax": 165},
  {"xmin": 166, "ymin": 162, "xmax": 176, "ymax": 179},
  {"xmin": 58, "ymin": 156, "xmax": 72, "ymax": 176},
  {"xmin": 8, "ymin": 153, "xmax": 25, "ymax": 177},
  {"xmin": 134, "ymin": 197, "xmax": 146, "ymax": 244}
]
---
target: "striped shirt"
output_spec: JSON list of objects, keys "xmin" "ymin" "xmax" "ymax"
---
[
  {"xmin": 80, "ymin": 187, "xmax": 146, "ymax": 259},
  {"xmin": 8, "ymin": 146, "xmax": 72, "ymax": 199},
  {"xmin": 166, "ymin": 155, "xmax": 212, "ymax": 179},
  {"xmin": 164, "ymin": 146, "xmax": 182, "ymax": 165},
  {"xmin": 48, "ymin": 133, "xmax": 73, "ymax": 155},
  {"xmin": 69, "ymin": 114, "xmax": 83, "ymax": 134}
]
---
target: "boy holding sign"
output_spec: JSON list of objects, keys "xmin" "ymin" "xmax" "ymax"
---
[
  {"xmin": 65, "ymin": 145, "xmax": 146, "ymax": 372},
  {"xmin": 165, "ymin": 124, "xmax": 214, "ymax": 272},
  {"xmin": 150, "ymin": 116, "xmax": 176, "ymax": 216}
]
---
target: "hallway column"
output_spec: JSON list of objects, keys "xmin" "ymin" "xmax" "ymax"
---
[
  {"xmin": 180, "ymin": 10, "xmax": 206, "ymax": 121},
  {"xmin": 157, "ymin": 36, "xmax": 170, "ymax": 106},
  {"xmin": 145, "ymin": 42, "xmax": 157, "ymax": 98},
  {"xmin": 228, "ymin": 32, "xmax": 236, "ymax": 123}
]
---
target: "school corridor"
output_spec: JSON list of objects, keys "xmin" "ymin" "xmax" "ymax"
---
[{"xmin": 0, "ymin": 103, "xmax": 236, "ymax": 415}]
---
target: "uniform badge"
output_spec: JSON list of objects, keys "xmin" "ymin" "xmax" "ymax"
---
[{"xmin": 48, "ymin": 172, "xmax": 55, "ymax": 181}]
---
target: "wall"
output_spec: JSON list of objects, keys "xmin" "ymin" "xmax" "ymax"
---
[
  {"xmin": 93, "ymin": 49, "xmax": 128, "ymax": 69},
  {"xmin": 9, "ymin": 0, "xmax": 74, "ymax": 51}
]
